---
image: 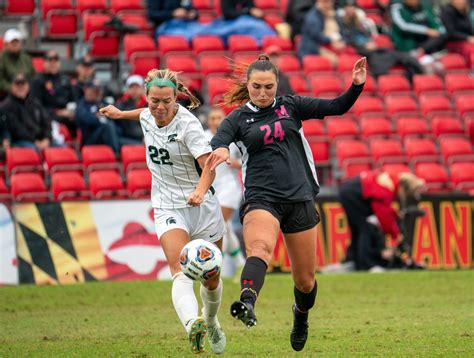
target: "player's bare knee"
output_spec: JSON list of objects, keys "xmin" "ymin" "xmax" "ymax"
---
[
  {"xmin": 295, "ymin": 275, "xmax": 316, "ymax": 293},
  {"xmin": 247, "ymin": 239, "xmax": 273, "ymax": 264}
]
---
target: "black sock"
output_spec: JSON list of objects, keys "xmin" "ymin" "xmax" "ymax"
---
[
  {"xmin": 294, "ymin": 280, "xmax": 318, "ymax": 313},
  {"xmin": 240, "ymin": 256, "xmax": 267, "ymax": 307}
]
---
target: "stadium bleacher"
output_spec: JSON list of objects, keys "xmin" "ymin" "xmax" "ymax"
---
[{"xmin": 0, "ymin": 0, "xmax": 473, "ymax": 202}]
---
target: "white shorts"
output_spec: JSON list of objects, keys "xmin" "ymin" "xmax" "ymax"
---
[
  {"xmin": 154, "ymin": 196, "xmax": 226, "ymax": 243},
  {"xmin": 215, "ymin": 182, "xmax": 243, "ymax": 211}
]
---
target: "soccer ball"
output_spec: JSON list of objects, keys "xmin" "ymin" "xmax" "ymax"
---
[{"xmin": 179, "ymin": 239, "xmax": 222, "ymax": 281}]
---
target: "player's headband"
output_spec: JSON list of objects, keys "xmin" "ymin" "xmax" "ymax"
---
[{"xmin": 146, "ymin": 78, "xmax": 177, "ymax": 93}]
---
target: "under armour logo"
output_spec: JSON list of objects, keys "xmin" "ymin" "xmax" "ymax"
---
[
  {"xmin": 243, "ymin": 279, "xmax": 254, "ymax": 285},
  {"xmin": 168, "ymin": 134, "xmax": 178, "ymax": 142},
  {"xmin": 246, "ymin": 118, "xmax": 255, "ymax": 123}
]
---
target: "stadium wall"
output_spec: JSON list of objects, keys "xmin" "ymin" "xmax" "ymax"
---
[{"xmin": 1, "ymin": 194, "xmax": 472, "ymax": 285}]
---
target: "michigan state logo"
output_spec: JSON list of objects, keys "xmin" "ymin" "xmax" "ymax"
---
[
  {"xmin": 196, "ymin": 246, "xmax": 214, "ymax": 263},
  {"xmin": 168, "ymin": 134, "xmax": 178, "ymax": 142},
  {"xmin": 166, "ymin": 217, "xmax": 177, "ymax": 225}
]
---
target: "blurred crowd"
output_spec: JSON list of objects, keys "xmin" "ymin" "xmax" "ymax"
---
[{"xmin": 0, "ymin": 0, "xmax": 473, "ymax": 157}]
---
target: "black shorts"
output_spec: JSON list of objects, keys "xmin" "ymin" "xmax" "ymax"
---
[{"xmin": 239, "ymin": 200, "xmax": 320, "ymax": 234}]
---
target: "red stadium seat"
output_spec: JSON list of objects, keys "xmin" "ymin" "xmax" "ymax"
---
[
  {"xmin": 302, "ymin": 55, "xmax": 333, "ymax": 74},
  {"xmin": 414, "ymin": 162, "xmax": 450, "ymax": 191},
  {"xmin": 10, "ymin": 173, "xmax": 49, "ymax": 202},
  {"xmin": 309, "ymin": 140, "xmax": 330, "ymax": 165},
  {"xmin": 385, "ymin": 95, "xmax": 418, "ymax": 115},
  {"xmin": 444, "ymin": 73, "xmax": 474, "ymax": 94},
  {"xmin": 165, "ymin": 54, "xmax": 201, "ymax": 90},
  {"xmin": 381, "ymin": 163, "xmax": 411, "ymax": 177},
  {"xmin": 439, "ymin": 137, "xmax": 473, "ymax": 164},
  {"xmin": 412, "ymin": 74, "xmax": 444, "ymax": 95},
  {"xmin": 200, "ymin": 55, "xmax": 232, "ymax": 76},
  {"xmin": 110, "ymin": 0, "xmax": 144, "ymax": 12},
  {"xmin": 335, "ymin": 140, "xmax": 370, "ymax": 165},
  {"xmin": 431, "ymin": 116, "xmax": 464, "ymax": 138},
  {"xmin": 207, "ymin": 77, "xmax": 232, "ymax": 104},
  {"xmin": 343, "ymin": 74, "xmax": 377, "ymax": 95},
  {"xmin": 254, "ymin": 0, "xmax": 279, "ymax": 10},
  {"xmin": 89, "ymin": 170, "xmax": 128, "ymax": 200},
  {"xmin": 369, "ymin": 139, "xmax": 405, "ymax": 164},
  {"xmin": 123, "ymin": 34, "xmax": 155, "ymax": 61},
  {"xmin": 82, "ymin": 13, "xmax": 119, "ymax": 58},
  {"xmin": 288, "ymin": 74, "xmax": 310, "ymax": 95},
  {"xmin": 378, "ymin": 74, "xmax": 411, "ymax": 95},
  {"xmin": 41, "ymin": 0, "xmax": 78, "ymax": 38},
  {"xmin": 227, "ymin": 35, "xmax": 259, "ymax": 54},
  {"xmin": 360, "ymin": 116, "xmax": 393, "ymax": 138},
  {"xmin": 51, "ymin": 172, "xmax": 91, "ymax": 201},
  {"xmin": 118, "ymin": 13, "xmax": 153, "ymax": 33},
  {"xmin": 439, "ymin": 53, "xmax": 468, "ymax": 72},
  {"xmin": 126, "ymin": 169, "xmax": 152, "ymax": 198},
  {"xmin": 356, "ymin": 0, "xmax": 377, "ymax": 9},
  {"xmin": 6, "ymin": 0, "xmax": 35, "ymax": 15},
  {"xmin": 310, "ymin": 75, "xmax": 343, "ymax": 96},
  {"xmin": 302, "ymin": 120, "xmax": 326, "ymax": 137},
  {"xmin": 76, "ymin": 0, "xmax": 107, "ymax": 13},
  {"xmin": 449, "ymin": 162, "xmax": 474, "ymax": 191},
  {"xmin": 121, "ymin": 145, "xmax": 146, "ymax": 173},
  {"xmin": 158, "ymin": 35, "xmax": 190, "ymax": 54},
  {"xmin": 455, "ymin": 94, "xmax": 474, "ymax": 115},
  {"xmin": 396, "ymin": 117, "xmax": 429, "ymax": 138},
  {"xmin": 192, "ymin": 35, "xmax": 225, "ymax": 54},
  {"xmin": 44, "ymin": 147, "xmax": 83, "ymax": 174},
  {"xmin": 81, "ymin": 145, "xmax": 120, "ymax": 173},
  {"xmin": 262, "ymin": 36, "xmax": 293, "ymax": 51},
  {"xmin": 352, "ymin": 96, "xmax": 385, "ymax": 116},
  {"xmin": 32, "ymin": 57, "xmax": 45, "ymax": 73},
  {"xmin": 234, "ymin": 54, "xmax": 259, "ymax": 67},
  {"xmin": 264, "ymin": 13, "xmax": 285, "ymax": 29},
  {"xmin": 372, "ymin": 34, "xmax": 394, "ymax": 49},
  {"xmin": 0, "ymin": 177, "xmax": 11, "ymax": 202},
  {"xmin": 326, "ymin": 118, "xmax": 359, "ymax": 138},
  {"xmin": 404, "ymin": 138, "xmax": 438, "ymax": 163},
  {"xmin": 130, "ymin": 52, "xmax": 160, "ymax": 77},
  {"xmin": 419, "ymin": 94, "xmax": 452, "ymax": 116},
  {"xmin": 6, "ymin": 148, "xmax": 43, "ymax": 175},
  {"xmin": 337, "ymin": 54, "xmax": 360, "ymax": 73},
  {"xmin": 341, "ymin": 160, "xmax": 374, "ymax": 179},
  {"xmin": 278, "ymin": 55, "xmax": 301, "ymax": 73}
]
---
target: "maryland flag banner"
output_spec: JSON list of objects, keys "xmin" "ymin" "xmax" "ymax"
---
[{"xmin": 14, "ymin": 201, "xmax": 170, "ymax": 285}]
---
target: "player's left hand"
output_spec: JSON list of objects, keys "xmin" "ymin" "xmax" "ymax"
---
[
  {"xmin": 352, "ymin": 57, "xmax": 367, "ymax": 85},
  {"xmin": 187, "ymin": 191, "xmax": 204, "ymax": 206}
]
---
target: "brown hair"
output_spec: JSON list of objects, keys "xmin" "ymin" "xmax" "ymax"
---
[
  {"xmin": 223, "ymin": 54, "xmax": 279, "ymax": 106},
  {"xmin": 144, "ymin": 68, "xmax": 201, "ymax": 110}
]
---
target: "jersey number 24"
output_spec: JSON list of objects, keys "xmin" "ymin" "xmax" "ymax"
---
[{"xmin": 260, "ymin": 121, "xmax": 285, "ymax": 145}]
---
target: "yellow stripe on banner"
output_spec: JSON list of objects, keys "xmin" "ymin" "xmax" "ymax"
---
[
  {"xmin": 16, "ymin": 223, "xmax": 32, "ymax": 264},
  {"xmin": 47, "ymin": 239, "xmax": 85, "ymax": 284},
  {"xmin": 31, "ymin": 263, "xmax": 58, "ymax": 285},
  {"xmin": 62, "ymin": 202, "xmax": 108, "ymax": 280},
  {"xmin": 15, "ymin": 203, "xmax": 48, "ymax": 238}
]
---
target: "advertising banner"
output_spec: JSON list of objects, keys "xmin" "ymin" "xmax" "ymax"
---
[
  {"xmin": 13, "ymin": 194, "xmax": 473, "ymax": 285},
  {"xmin": 0, "ymin": 204, "xmax": 18, "ymax": 285}
]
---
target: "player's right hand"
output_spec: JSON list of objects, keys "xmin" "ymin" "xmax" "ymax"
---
[
  {"xmin": 99, "ymin": 105, "xmax": 122, "ymax": 119},
  {"xmin": 206, "ymin": 147, "xmax": 230, "ymax": 172}
]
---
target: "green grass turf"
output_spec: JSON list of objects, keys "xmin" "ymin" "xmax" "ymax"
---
[{"xmin": 1, "ymin": 271, "xmax": 473, "ymax": 357}]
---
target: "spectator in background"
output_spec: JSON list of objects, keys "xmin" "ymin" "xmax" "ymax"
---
[
  {"xmin": 286, "ymin": 0, "xmax": 314, "ymax": 39},
  {"xmin": 31, "ymin": 50, "xmax": 76, "ymax": 140},
  {"xmin": 0, "ymin": 73, "xmax": 51, "ymax": 151},
  {"xmin": 221, "ymin": 0, "xmax": 264, "ymax": 20},
  {"xmin": 0, "ymin": 29, "xmax": 35, "ymax": 100},
  {"xmin": 266, "ymin": 45, "xmax": 295, "ymax": 95},
  {"xmin": 440, "ymin": 0, "xmax": 474, "ymax": 58},
  {"xmin": 75, "ymin": 79, "xmax": 120, "ymax": 154},
  {"xmin": 298, "ymin": 0, "xmax": 347, "ymax": 65},
  {"xmin": 337, "ymin": 0, "xmax": 423, "ymax": 80},
  {"xmin": 147, "ymin": 0, "xmax": 198, "ymax": 29},
  {"xmin": 390, "ymin": 0, "xmax": 447, "ymax": 56},
  {"xmin": 115, "ymin": 75, "xmax": 146, "ymax": 145},
  {"xmin": 71, "ymin": 54, "xmax": 96, "ymax": 101}
]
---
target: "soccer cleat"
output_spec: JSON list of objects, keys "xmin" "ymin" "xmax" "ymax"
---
[
  {"xmin": 188, "ymin": 317, "xmax": 207, "ymax": 354},
  {"xmin": 290, "ymin": 304, "xmax": 309, "ymax": 351},
  {"xmin": 230, "ymin": 300, "xmax": 257, "ymax": 328},
  {"xmin": 207, "ymin": 325, "xmax": 227, "ymax": 354}
]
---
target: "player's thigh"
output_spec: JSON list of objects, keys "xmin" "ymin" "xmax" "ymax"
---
[
  {"xmin": 220, "ymin": 206, "xmax": 234, "ymax": 222},
  {"xmin": 160, "ymin": 228, "xmax": 191, "ymax": 276},
  {"xmin": 242, "ymin": 209, "xmax": 280, "ymax": 265},
  {"xmin": 284, "ymin": 226, "xmax": 318, "ymax": 292}
]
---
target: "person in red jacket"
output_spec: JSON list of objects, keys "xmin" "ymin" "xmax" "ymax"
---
[{"xmin": 337, "ymin": 170, "xmax": 425, "ymax": 271}]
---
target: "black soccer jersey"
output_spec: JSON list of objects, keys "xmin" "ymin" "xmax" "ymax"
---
[{"xmin": 211, "ymin": 83, "xmax": 364, "ymax": 203}]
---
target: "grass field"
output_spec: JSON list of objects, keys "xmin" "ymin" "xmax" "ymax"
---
[{"xmin": 1, "ymin": 271, "xmax": 473, "ymax": 357}]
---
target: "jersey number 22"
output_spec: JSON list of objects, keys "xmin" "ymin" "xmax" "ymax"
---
[{"xmin": 148, "ymin": 145, "xmax": 173, "ymax": 165}]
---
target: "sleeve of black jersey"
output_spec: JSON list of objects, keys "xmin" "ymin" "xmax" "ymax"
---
[
  {"xmin": 210, "ymin": 113, "xmax": 239, "ymax": 150},
  {"xmin": 293, "ymin": 83, "xmax": 364, "ymax": 120}
]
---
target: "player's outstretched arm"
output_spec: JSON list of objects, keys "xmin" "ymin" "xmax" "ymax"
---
[
  {"xmin": 188, "ymin": 152, "xmax": 216, "ymax": 206},
  {"xmin": 205, "ymin": 147, "xmax": 231, "ymax": 172},
  {"xmin": 99, "ymin": 105, "xmax": 145, "ymax": 121}
]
